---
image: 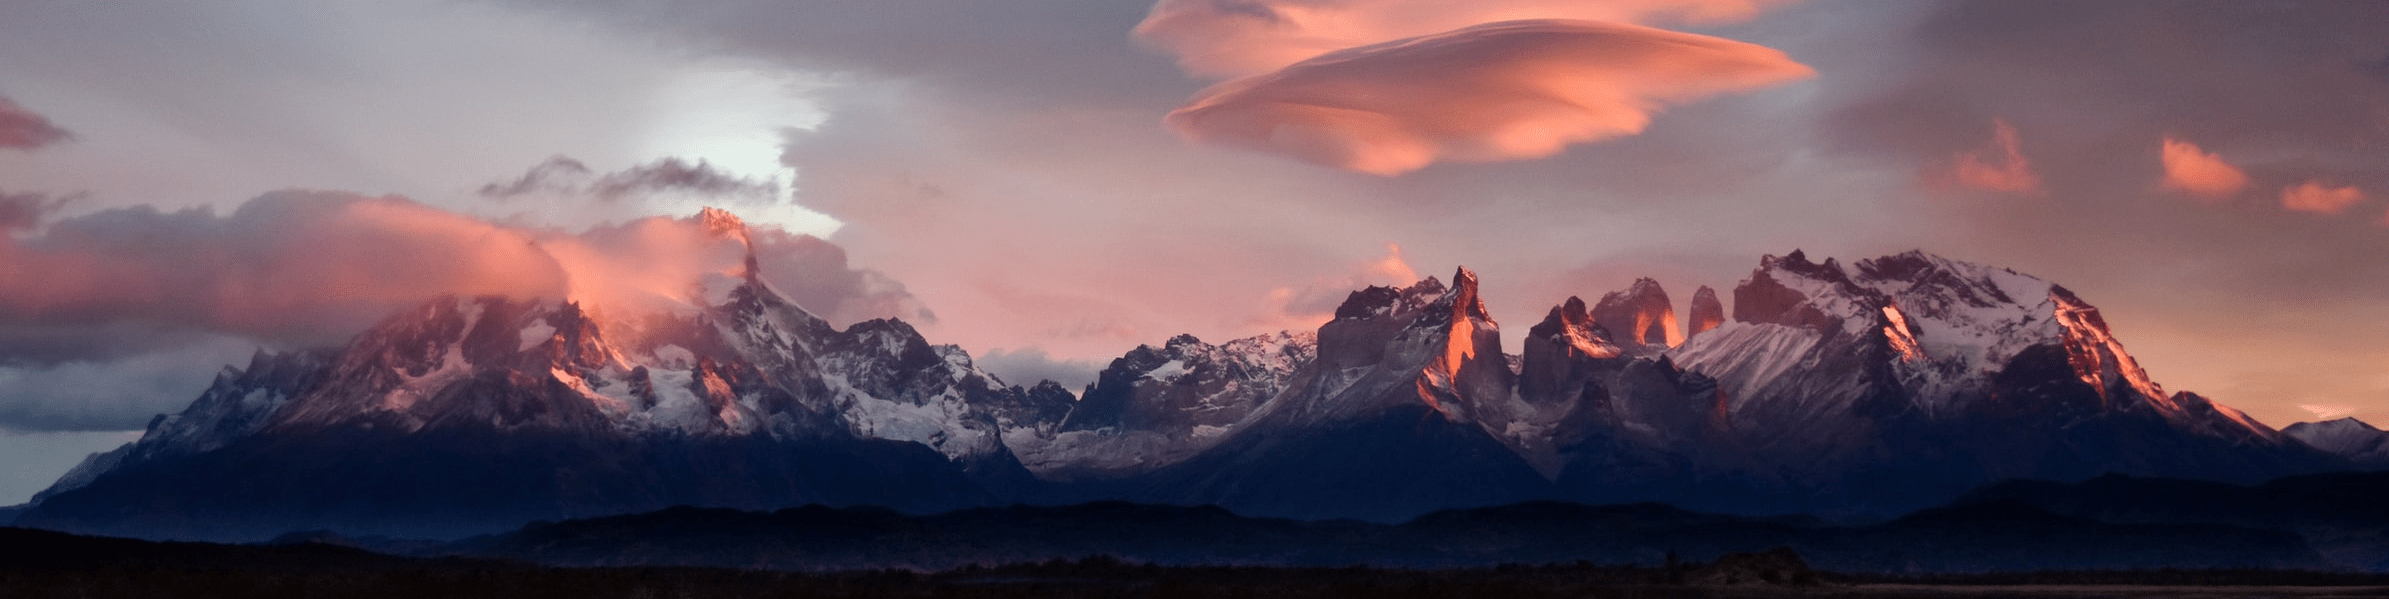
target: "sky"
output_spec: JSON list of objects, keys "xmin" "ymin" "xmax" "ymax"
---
[{"xmin": 2, "ymin": 0, "xmax": 2387, "ymax": 503}]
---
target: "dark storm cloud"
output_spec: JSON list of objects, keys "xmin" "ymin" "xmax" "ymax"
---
[
  {"xmin": 481, "ymin": 156, "xmax": 780, "ymax": 203},
  {"xmin": 478, "ymin": 155, "xmax": 595, "ymax": 198},
  {"xmin": 0, "ymin": 336, "xmax": 258, "ymax": 432},
  {"xmin": 0, "ymin": 95, "xmax": 70, "ymax": 150}
]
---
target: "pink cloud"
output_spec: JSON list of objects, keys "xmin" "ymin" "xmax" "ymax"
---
[
  {"xmin": 0, "ymin": 95, "xmax": 70, "ymax": 150},
  {"xmin": 2279, "ymin": 180, "xmax": 2364, "ymax": 214},
  {"xmin": 2159, "ymin": 137, "xmax": 2248, "ymax": 199},
  {"xmin": 1166, "ymin": 19, "xmax": 1812, "ymax": 175},
  {"xmin": 1951, "ymin": 119, "xmax": 2039, "ymax": 193},
  {"xmin": 1367, "ymin": 242, "xmax": 1418, "ymax": 283},
  {"xmin": 1248, "ymin": 242, "xmax": 1427, "ymax": 332},
  {"xmin": 0, "ymin": 191, "xmax": 71, "ymax": 231},
  {"xmin": 1135, "ymin": 0, "xmax": 1788, "ymax": 78},
  {"xmin": 0, "ymin": 192, "xmax": 920, "ymax": 363}
]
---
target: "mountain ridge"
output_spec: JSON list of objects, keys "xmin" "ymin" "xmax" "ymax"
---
[{"xmin": 11, "ymin": 221, "xmax": 2361, "ymax": 540}]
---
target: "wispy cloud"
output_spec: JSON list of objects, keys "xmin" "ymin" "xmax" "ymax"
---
[
  {"xmin": 1951, "ymin": 120, "xmax": 2038, "ymax": 193},
  {"xmin": 0, "ymin": 95, "xmax": 69, "ymax": 150},
  {"xmin": 2279, "ymin": 181, "xmax": 2364, "ymax": 215}
]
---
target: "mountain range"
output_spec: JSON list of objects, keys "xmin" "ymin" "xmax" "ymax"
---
[{"xmin": 10, "ymin": 208, "xmax": 2380, "ymax": 543}]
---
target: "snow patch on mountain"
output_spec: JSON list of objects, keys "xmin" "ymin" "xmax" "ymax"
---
[
  {"xmin": 517, "ymin": 318, "xmax": 557, "ymax": 352},
  {"xmin": 1021, "ymin": 330, "xmax": 1316, "ymax": 478},
  {"xmin": 2284, "ymin": 418, "xmax": 2389, "ymax": 466},
  {"xmin": 1667, "ymin": 321, "xmax": 1820, "ymax": 411}
]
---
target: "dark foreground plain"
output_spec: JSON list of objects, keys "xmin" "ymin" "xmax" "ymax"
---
[{"xmin": 6, "ymin": 527, "xmax": 2388, "ymax": 599}]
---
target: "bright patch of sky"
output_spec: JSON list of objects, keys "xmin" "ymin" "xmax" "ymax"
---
[
  {"xmin": 0, "ymin": 430, "xmax": 140, "ymax": 505},
  {"xmin": 640, "ymin": 64, "xmax": 842, "ymax": 237}
]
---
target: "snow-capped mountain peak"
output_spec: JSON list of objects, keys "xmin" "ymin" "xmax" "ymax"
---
[
  {"xmin": 1017, "ymin": 330, "xmax": 1314, "ymax": 479},
  {"xmin": 71, "ymin": 207, "xmax": 1055, "ymax": 481},
  {"xmin": 24, "ymin": 241, "xmax": 2350, "ymax": 537},
  {"xmin": 1675, "ymin": 249, "xmax": 2290, "ymax": 445},
  {"xmin": 2283, "ymin": 417, "xmax": 2389, "ymax": 466},
  {"xmin": 1332, "ymin": 275, "xmax": 1447, "ymax": 321}
]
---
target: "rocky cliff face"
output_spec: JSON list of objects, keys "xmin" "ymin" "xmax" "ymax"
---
[
  {"xmin": 1592, "ymin": 278, "xmax": 1681, "ymax": 349},
  {"xmin": 1687, "ymin": 286, "xmax": 1725, "ymax": 338}
]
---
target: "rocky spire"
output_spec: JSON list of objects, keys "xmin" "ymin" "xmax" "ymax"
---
[
  {"xmin": 1686, "ymin": 286, "xmax": 1725, "ymax": 337},
  {"xmin": 1519, "ymin": 295, "xmax": 1622, "ymax": 405},
  {"xmin": 1592, "ymin": 278, "xmax": 1680, "ymax": 348}
]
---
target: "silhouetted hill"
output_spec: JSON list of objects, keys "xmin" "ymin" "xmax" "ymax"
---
[
  {"xmin": 9, "ymin": 525, "xmax": 2387, "ymax": 599},
  {"xmin": 1958, "ymin": 471, "xmax": 2389, "ymax": 570},
  {"xmin": 0, "ymin": 526, "xmax": 517, "ymax": 574},
  {"xmin": 442, "ymin": 498, "xmax": 2326, "ymax": 573}
]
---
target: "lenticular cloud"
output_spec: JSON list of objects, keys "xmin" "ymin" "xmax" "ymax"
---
[
  {"xmin": 1165, "ymin": 19, "xmax": 1810, "ymax": 175},
  {"xmin": 1138, "ymin": 0, "xmax": 1809, "ymax": 175},
  {"xmin": 1135, "ymin": 0, "xmax": 1790, "ymax": 78}
]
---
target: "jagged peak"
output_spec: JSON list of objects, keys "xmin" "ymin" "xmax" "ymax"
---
[
  {"xmin": 1528, "ymin": 295, "xmax": 1619, "ymax": 360},
  {"xmin": 1687, "ymin": 285, "xmax": 1725, "ymax": 337},
  {"xmin": 1438, "ymin": 266, "xmax": 1491, "ymax": 323},
  {"xmin": 1549, "ymin": 296, "xmax": 1592, "ymax": 327},
  {"xmin": 1332, "ymin": 274, "xmax": 1448, "ymax": 320},
  {"xmin": 1622, "ymin": 277, "xmax": 1666, "ymax": 295},
  {"xmin": 1774, "ymin": 250, "xmax": 1849, "ymax": 284},
  {"xmin": 1401, "ymin": 267, "xmax": 1494, "ymax": 332},
  {"xmin": 1531, "ymin": 299, "xmax": 1576, "ymax": 334},
  {"xmin": 1450, "ymin": 266, "xmax": 1479, "ymax": 290},
  {"xmin": 1165, "ymin": 333, "xmax": 1205, "ymax": 351},
  {"xmin": 1592, "ymin": 276, "xmax": 1679, "ymax": 347},
  {"xmin": 1854, "ymin": 250, "xmax": 2026, "ymax": 310},
  {"xmin": 841, "ymin": 318, "xmax": 935, "ymax": 361}
]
